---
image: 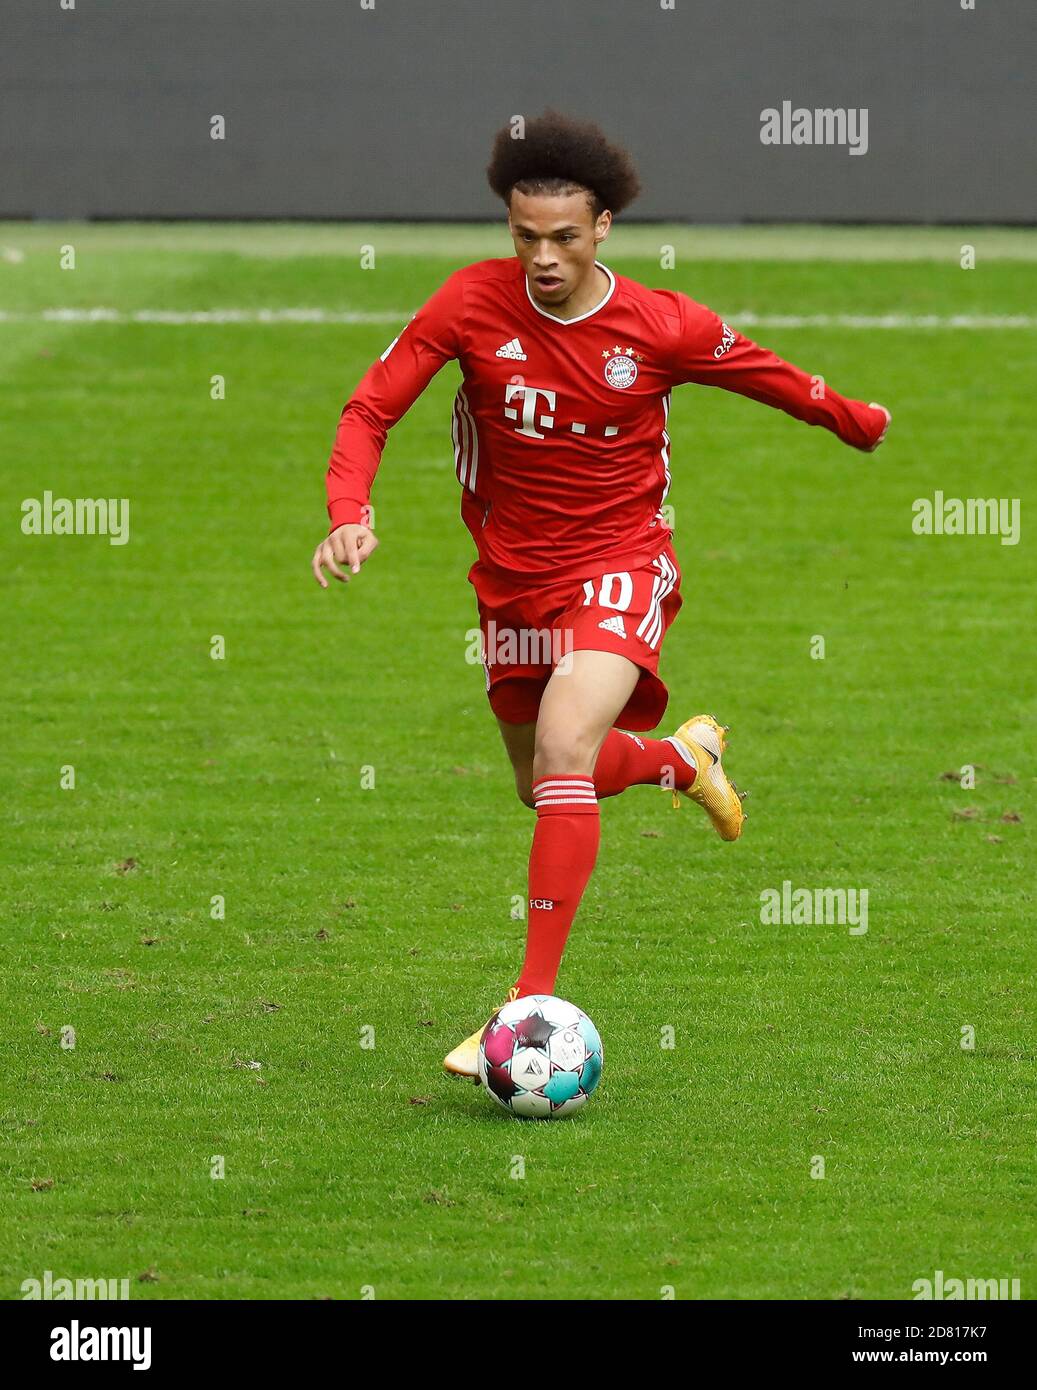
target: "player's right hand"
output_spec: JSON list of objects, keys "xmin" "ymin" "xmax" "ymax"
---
[{"xmin": 311, "ymin": 523, "xmax": 380, "ymax": 588}]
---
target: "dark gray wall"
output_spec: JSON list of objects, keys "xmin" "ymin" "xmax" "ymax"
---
[{"xmin": 2, "ymin": 0, "xmax": 1033, "ymax": 222}]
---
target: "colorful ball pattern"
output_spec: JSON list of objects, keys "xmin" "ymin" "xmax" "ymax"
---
[{"xmin": 478, "ymin": 994, "xmax": 603, "ymax": 1119}]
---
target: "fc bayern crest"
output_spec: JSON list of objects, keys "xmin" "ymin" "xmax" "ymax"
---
[{"xmin": 602, "ymin": 345, "xmax": 643, "ymax": 390}]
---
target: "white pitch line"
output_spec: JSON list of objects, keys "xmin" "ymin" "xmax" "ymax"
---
[
  {"xmin": 0, "ymin": 308, "xmax": 1034, "ymax": 329},
  {"xmin": 735, "ymin": 312, "xmax": 1037, "ymax": 330},
  {"xmin": 2, "ymin": 307, "xmax": 404, "ymax": 324}
]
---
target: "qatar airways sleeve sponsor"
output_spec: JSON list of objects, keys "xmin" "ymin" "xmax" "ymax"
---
[{"xmin": 668, "ymin": 293, "xmax": 887, "ymax": 451}]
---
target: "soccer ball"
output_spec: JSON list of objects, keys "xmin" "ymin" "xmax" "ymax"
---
[{"xmin": 478, "ymin": 994, "xmax": 603, "ymax": 1119}]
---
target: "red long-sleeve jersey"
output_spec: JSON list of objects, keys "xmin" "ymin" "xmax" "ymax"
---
[{"xmin": 326, "ymin": 258, "xmax": 886, "ymax": 580}]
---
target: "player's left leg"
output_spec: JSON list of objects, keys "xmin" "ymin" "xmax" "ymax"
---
[
  {"xmin": 568, "ymin": 549, "xmax": 746, "ymax": 839},
  {"xmin": 496, "ymin": 714, "xmax": 691, "ymax": 808},
  {"xmin": 495, "ymin": 716, "xmax": 536, "ymax": 808},
  {"xmin": 478, "ymin": 553, "xmax": 705, "ymax": 813},
  {"xmin": 593, "ymin": 726, "xmax": 695, "ymax": 798}
]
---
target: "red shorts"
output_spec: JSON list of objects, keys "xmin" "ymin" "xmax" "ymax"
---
[{"xmin": 468, "ymin": 544, "xmax": 683, "ymax": 731}]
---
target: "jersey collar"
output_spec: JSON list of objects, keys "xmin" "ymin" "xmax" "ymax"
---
[{"xmin": 523, "ymin": 261, "xmax": 616, "ymax": 326}]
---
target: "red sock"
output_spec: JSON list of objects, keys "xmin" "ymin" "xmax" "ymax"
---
[
  {"xmin": 593, "ymin": 728, "xmax": 696, "ymax": 799},
  {"xmin": 514, "ymin": 777, "xmax": 600, "ymax": 996}
]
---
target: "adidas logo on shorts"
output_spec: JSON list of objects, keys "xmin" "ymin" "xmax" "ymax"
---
[
  {"xmin": 598, "ymin": 614, "xmax": 627, "ymax": 638},
  {"xmin": 495, "ymin": 337, "xmax": 527, "ymax": 361}
]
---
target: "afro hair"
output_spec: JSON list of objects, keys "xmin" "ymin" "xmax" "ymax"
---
[{"xmin": 486, "ymin": 109, "xmax": 641, "ymax": 217}]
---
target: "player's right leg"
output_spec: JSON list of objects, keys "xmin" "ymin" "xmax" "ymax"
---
[
  {"xmin": 445, "ymin": 651, "xmax": 637, "ymax": 1080},
  {"xmin": 443, "ymin": 985, "xmax": 521, "ymax": 1080},
  {"xmin": 442, "ymin": 713, "xmax": 538, "ymax": 1076}
]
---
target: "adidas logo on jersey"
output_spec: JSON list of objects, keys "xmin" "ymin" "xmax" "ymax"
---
[
  {"xmin": 495, "ymin": 337, "xmax": 527, "ymax": 361},
  {"xmin": 598, "ymin": 614, "xmax": 627, "ymax": 638}
]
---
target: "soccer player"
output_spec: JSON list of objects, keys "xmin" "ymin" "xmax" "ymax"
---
[{"xmin": 312, "ymin": 111, "xmax": 891, "ymax": 1078}]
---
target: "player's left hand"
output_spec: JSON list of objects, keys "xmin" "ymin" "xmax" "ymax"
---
[{"xmin": 863, "ymin": 402, "xmax": 892, "ymax": 452}]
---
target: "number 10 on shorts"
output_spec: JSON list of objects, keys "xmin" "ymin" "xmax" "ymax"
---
[{"xmin": 583, "ymin": 572, "xmax": 634, "ymax": 610}]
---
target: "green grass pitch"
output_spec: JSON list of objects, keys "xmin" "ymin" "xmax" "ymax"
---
[{"xmin": 1, "ymin": 223, "xmax": 1034, "ymax": 1300}]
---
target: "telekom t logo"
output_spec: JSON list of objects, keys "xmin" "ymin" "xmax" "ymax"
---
[
  {"xmin": 502, "ymin": 383, "xmax": 621, "ymax": 440},
  {"xmin": 504, "ymin": 383, "xmax": 556, "ymax": 438}
]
